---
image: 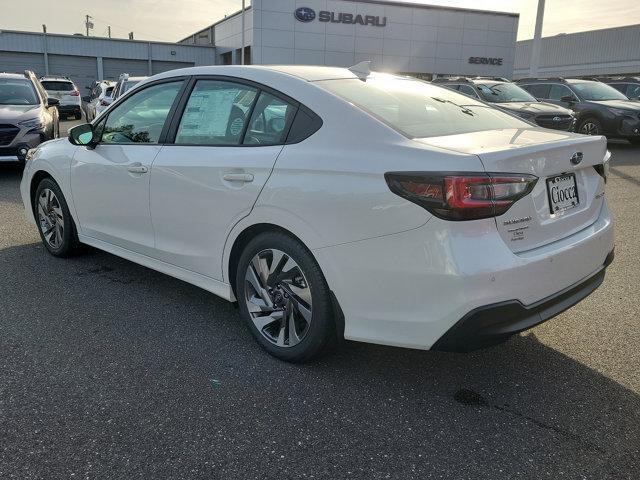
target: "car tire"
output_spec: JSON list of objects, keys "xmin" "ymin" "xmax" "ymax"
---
[
  {"xmin": 74, "ymin": 112, "xmax": 82, "ymax": 120},
  {"xmin": 34, "ymin": 178, "xmax": 80, "ymax": 258},
  {"xmin": 235, "ymin": 231, "xmax": 336, "ymax": 362},
  {"xmin": 577, "ymin": 117, "xmax": 602, "ymax": 136}
]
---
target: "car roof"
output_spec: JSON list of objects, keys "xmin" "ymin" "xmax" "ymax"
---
[
  {"xmin": 0, "ymin": 72, "xmax": 30, "ymax": 80},
  {"xmin": 151, "ymin": 65, "xmax": 360, "ymax": 83},
  {"xmin": 40, "ymin": 76, "xmax": 73, "ymax": 82}
]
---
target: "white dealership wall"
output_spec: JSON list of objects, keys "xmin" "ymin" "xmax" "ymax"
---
[{"xmin": 182, "ymin": 0, "xmax": 519, "ymax": 78}]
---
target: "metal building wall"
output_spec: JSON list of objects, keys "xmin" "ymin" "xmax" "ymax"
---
[
  {"xmin": 515, "ymin": 24, "xmax": 640, "ymax": 78},
  {"xmin": 0, "ymin": 30, "xmax": 217, "ymax": 89}
]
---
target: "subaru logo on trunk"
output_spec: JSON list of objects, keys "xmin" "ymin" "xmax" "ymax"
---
[
  {"xmin": 570, "ymin": 152, "xmax": 583, "ymax": 165},
  {"xmin": 295, "ymin": 7, "xmax": 316, "ymax": 22}
]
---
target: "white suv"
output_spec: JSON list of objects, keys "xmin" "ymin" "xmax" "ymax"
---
[
  {"xmin": 40, "ymin": 77, "xmax": 82, "ymax": 120},
  {"xmin": 20, "ymin": 65, "xmax": 614, "ymax": 362}
]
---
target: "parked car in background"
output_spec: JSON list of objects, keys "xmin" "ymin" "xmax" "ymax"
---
[
  {"xmin": 111, "ymin": 73, "xmax": 147, "ymax": 101},
  {"xmin": 94, "ymin": 74, "xmax": 148, "ymax": 119},
  {"xmin": 598, "ymin": 77, "xmax": 640, "ymax": 100},
  {"xmin": 433, "ymin": 76, "xmax": 575, "ymax": 131},
  {"xmin": 40, "ymin": 76, "xmax": 82, "ymax": 120},
  {"xmin": 21, "ymin": 65, "xmax": 613, "ymax": 362},
  {"xmin": 83, "ymin": 80, "xmax": 115, "ymax": 122},
  {"xmin": 0, "ymin": 71, "xmax": 59, "ymax": 163},
  {"xmin": 516, "ymin": 77, "xmax": 640, "ymax": 144}
]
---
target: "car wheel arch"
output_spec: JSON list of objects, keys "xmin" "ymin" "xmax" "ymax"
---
[
  {"xmin": 225, "ymin": 222, "xmax": 346, "ymax": 341},
  {"xmin": 226, "ymin": 222, "xmax": 314, "ymax": 298},
  {"xmin": 30, "ymin": 170, "xmax": 56, "ymax": 211}
]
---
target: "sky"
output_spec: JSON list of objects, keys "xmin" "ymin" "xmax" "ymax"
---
[{"xmin": 0, "ymin": 0, "xmax": 639, "ymax": 42}]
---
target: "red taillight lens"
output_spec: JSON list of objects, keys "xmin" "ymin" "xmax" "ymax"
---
[
  {"xmin": 69, "ymin": 90, "xmax": 80, "ymax": 96},
  {"xmin": 385, "ymin": 172, "xmax": 538, "ymax": 220}
]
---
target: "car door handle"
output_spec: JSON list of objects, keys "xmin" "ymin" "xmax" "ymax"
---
[
  {"xmin": 127, "ymin": 164, "xmax": 148, "ymax": 174},
  {"xmin": 223, "ymin": 173, "xmax": 254, "ymax": 182}
]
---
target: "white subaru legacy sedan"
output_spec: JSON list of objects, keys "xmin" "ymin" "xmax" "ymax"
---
[{"xmin": 20, "ymin": 65, "xmax": 614, "ymax": 362}]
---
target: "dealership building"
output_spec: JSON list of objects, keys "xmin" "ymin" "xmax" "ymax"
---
[
  {"xmin": 180, "ymin": 0, "xmax": 520, "ymax": 78},
  {"xmin": 0, "ymin": 31, "xmax": 216, "ymax": 91}
]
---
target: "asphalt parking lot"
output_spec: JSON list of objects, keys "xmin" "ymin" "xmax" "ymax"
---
[{"xmin": 1, "ymin": 120, "xmax": 639, "ymax": 479}]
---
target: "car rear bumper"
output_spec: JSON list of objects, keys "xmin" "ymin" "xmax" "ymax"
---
[
  {"xmin": 432, "ymin": 249, "xmax": 613, "ymax": 352},
  {"xmin": 314, "ymin": 199, "xmax": 614, "ymax": 351},
  {"xmin": 57, "ymin": 105, "xmax": 82, "ymax": 114}
]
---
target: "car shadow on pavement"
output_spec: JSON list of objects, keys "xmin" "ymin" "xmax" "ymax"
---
[{"xmin": 1, "ymin": 240, "xmax": 639, "ymax": 479}]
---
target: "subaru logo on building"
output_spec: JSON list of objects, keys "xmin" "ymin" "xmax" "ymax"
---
[
  {"xmin": 570, "ymin": 152, "xmax": 583, "ymax": 165},
  {"xmin": 295, "ymin": 7, "xmax": 316, "ymax": 22}
]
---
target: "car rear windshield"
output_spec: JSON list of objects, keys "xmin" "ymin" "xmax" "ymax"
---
[
  {"xmin": 475, "ymin": 82, "xmax": 537, "ymax": 103},
  {"xmin": 0, "ymin": 79, "xmax": 39, "ymax": 105},
  {"xmin": 572, "ymin": 82, "xmax": 629, "ymax": 101},
  {"xmin": 317, "ymin": 74, "xmax": 529, "ymax": 138},
  {"xmin": 41, "ymin": 81, "xmax": 74, "ymax": 92}
]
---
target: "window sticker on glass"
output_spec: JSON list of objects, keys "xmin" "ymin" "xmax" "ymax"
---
[{"xmin": 176, "ymin": 81, "xmax": 258, "ymax": 145}]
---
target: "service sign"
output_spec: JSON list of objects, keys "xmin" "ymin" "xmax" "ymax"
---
[
  {"xmin": 468, "ymin": 57, "xmax": 504, "ymax": 65},
  {"xmin": 295, "ymin": 7, "xmax": 387, "ymax": 27}
]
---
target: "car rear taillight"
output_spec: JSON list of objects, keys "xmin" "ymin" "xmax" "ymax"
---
[
  {"xmin": 385, "ymin": 172, "xmax": 538, "ymax": 221},
  {"xmin": 100, "ymin": 99, "xmax": 110, "ymax": 106},
  {"xmin": 69, "ymin": 90, "xmax": 80, "ymax": 96}
]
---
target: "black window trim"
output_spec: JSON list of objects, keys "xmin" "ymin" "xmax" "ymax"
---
[
  {"xmin": 165, "ymin": 74, "xmax": 304, "ymax": 148},
  {"xmin": 93, "ymin": 76, "xmax": 191, "ymax": 147}
]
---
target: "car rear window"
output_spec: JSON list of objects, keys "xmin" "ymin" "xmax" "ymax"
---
[
  {"xmin": 41, "ymin": 81, "xmax": 74, "ymax": 91},
  {"xmin": 316, "ymin": 74, "xmax": 529, "ymax": 139}
]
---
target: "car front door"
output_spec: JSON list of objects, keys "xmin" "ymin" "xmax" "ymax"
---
[
  {"xmin": 70, "ymin": 79, "xmax": 186, "ymax": 256},
  {"xmin": 149, "ymin": 78, "xmax": 297, "ymax": 280}
]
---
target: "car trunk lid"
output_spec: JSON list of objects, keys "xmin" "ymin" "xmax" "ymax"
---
[{"xmin": 415, "ymin": 128, "xmax": 607, "ymax": 252}]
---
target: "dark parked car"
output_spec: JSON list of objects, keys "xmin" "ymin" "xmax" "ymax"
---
[
  {"xmin": 432, "ymin": 77, "xmax": 575, "ymax": 131},
  {"xmin": 598, "ymin": 77, "xmax": 640, "ymax": 101},
  {"xmin": 0, "ymin": 71, "xmax": 60, "ymax": 164},
  {"xmin": 516, "ymin": 77, "xmax": 640, "ymax": 144}
]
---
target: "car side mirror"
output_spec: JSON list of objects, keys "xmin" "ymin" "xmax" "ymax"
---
[
  {"xmin": 68, "ymin": 123, "xmax": 97, "ymax": 147},
  {"xmin": 47, "ymin": 97, "xmax": 60, "ymax": 107},
  {"xmin": 561, "ymin": 95, "xmax": 575, "ymax": 104}
]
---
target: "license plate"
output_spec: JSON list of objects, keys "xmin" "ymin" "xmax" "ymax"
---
[{"xmin": 546, "ymin": 173, "xmax": 579, "ymax": 214}]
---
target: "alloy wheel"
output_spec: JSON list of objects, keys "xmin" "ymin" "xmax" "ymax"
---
[
  {"xmin": 244, "ymin": 248, "xmax": 312, "ymax": 348},
  {"xmin": 37, "ymin": 188, "xmax": 64, "ymax": 249},
  {"xmin": 580, "ymin": 122, "xmax": 599, "ymax": 135}
]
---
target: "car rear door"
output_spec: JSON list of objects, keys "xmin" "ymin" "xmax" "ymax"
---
[
  {"xmin": 70, "ymin": 78, "xmax": 187, "ymax": 256},
  {"xmin": 149, "ymin": 77, "xmax": 297, "ymax": 280}
]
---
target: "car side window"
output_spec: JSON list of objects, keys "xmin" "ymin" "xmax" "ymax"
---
[
  {"xmin": 625, "ymin": 84, "xmax": 640, "ymax": 99},
  {"xmin": 609, "ymin": 83, "xmax": 625, "ymax": 94},
  {"xmin": 175, "ymin": 80, "xmax": 258, "ymax": 145},
  {"xmin": 457, "ymin": 84, "xmax": 479, "ymax": 98},
  {"xmin": 521, "ymin": 83, "xmax": 550, "ymax": 99},
  {"xmin": 101, "ymin": 81, "xmax": 183, "ymax": 144},
  {"xmin": 548, "ymin": 84, "xmax": 575, "ymax": 101},
  {"xmin": 243, "ymin": 92, "xmax": 296, "ymax": 146}
]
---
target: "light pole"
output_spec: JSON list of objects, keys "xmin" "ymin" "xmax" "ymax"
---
[
  {"xmin": 85, "ymin": 15, "xmax": 94, "ymax": 37},
  {"xmin": 529, "ymin": 0, "xmax": 545, "ymax": 77}
]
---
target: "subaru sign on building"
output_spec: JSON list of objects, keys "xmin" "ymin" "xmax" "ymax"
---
[{"xmin": 181, "ymin": 0, "xmax": 519, "ymax": 78}]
